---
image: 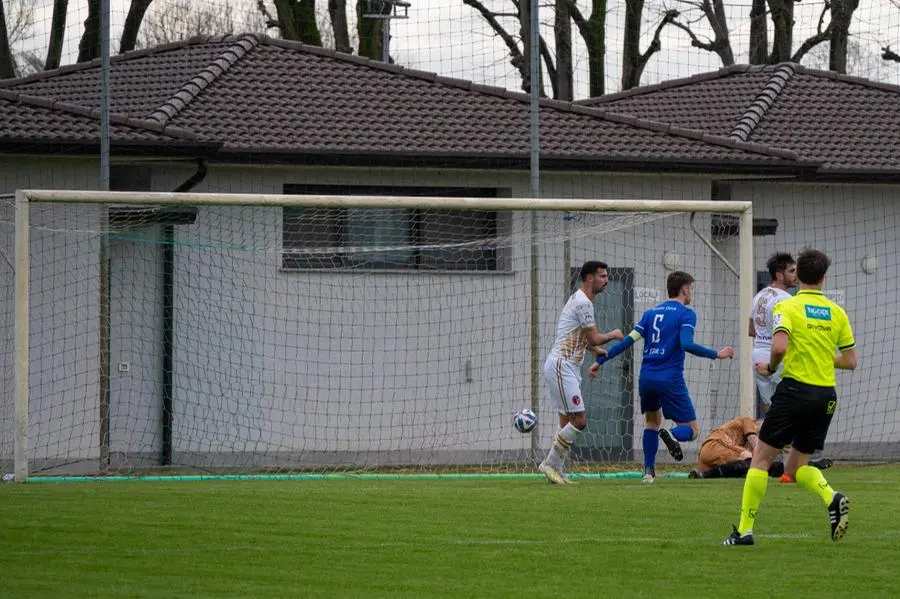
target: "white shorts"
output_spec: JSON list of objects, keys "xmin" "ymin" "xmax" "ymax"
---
[
  {"xmin": 542, "ymin": 356, "xmax": 586, "ymax": 414},
  {"xmin": 754, "ymin": 367, "xmax": 783, "ymax": 406}
]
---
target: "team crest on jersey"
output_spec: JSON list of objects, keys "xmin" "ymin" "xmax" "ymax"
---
[
  {"xmin": 805, "ymin": 305, "xmax": 832, "ymax": 320},
  {"xmin": 571, "ymin": 395, "xmax": 581, "ymax": 406},
  {"xmin": 773, "ymin": 313, "xmax": 783, "ymax": 327}
]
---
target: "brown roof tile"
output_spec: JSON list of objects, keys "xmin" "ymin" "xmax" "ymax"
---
[
  {"xmin": 578, "ymin": 66, "xmax": 775, "ymax": 134},
  {"xmin": 581, "ymin": 63, "xmax": 900, "ymax": 173},
  {"xmin": 0, "ymin": 89, "xmax": 201, "ymax": 144},
  {"xmin": 3, "ymin": 38, "xmax": 242, "ymax": 117},
  {"xmin": 751, "ymin": 71, "xmax": 900, "ymax": 172},
  {"xmin": 0, "ymin": 35, "xmax": 807, "ymax": 171}
]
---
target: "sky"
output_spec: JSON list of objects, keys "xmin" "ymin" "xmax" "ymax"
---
[{"xmin": 7, "ymin": 0, "xmax": 900, "ymax": 96}]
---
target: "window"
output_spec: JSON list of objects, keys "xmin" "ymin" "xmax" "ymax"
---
[{"xmin": 282, "ymin": 185, "xmax": 510, "ymax": 271}]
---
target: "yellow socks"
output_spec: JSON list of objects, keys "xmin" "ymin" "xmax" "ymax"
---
[
  {"xmin": 796, "ymin": 465, "xmax": 835, "ymax": 505},
  {"xmin": 738, "ymin": 468, "xmax": 769, "ymax": 534}
]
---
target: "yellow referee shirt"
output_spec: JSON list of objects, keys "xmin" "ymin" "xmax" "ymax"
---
[{"xmin": 772, "ymin": 290, "xmax": 855, "ymax": 387}]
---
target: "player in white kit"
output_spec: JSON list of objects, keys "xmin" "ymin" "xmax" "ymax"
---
[
  {"xmin": 538, "ymin": 261, "xmax": 624, "ymax": 484},
  {"xmin": 749, "ymin": 253, "xmax": 798, "ymax": 414}
]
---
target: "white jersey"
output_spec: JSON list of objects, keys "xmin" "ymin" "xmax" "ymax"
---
[
  {"xmin": 547, "ymin": 289, "xmax": 596, "ymax": 365},
  {"xmin": 749, "ymin": 286, "xmax": 792, "ymax": 361}
]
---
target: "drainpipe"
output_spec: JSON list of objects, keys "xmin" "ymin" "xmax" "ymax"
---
[{"xmin": 162, "ymin": 158, "xmax": 208, "ymax": 466}]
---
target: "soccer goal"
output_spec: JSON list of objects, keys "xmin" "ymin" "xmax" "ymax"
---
[{"xmin": 2, "ymin": 189, "xmax": 757, "ymax": 481}]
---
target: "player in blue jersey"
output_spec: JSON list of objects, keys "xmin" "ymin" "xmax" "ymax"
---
[{"xmin": 589, "ymin": 271, "xmax": 734, "ymax": 483}]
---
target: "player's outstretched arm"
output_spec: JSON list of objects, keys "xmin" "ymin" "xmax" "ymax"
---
[
  {"xmin": 678, "ymin": 325, "xmax": 721, "ymax": 359},
  {"xmin": 589, "ymin": 330, "xmax": 642, "ymax": 378},
  {"xmin": 582, "ymin": 327, "xmax": 624, "ymax": 350},
  {"xmin": 594, "ymin": 330, "xmax": 641, "ymax": 365},
  {"xmin": 597, "ymin": 328, "xmax": 625, "ymax": 345}
]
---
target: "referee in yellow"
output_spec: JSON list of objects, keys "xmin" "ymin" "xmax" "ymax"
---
[{"xmin": 724, "ymin": 249, "xmax": 856, "ymax": 545}]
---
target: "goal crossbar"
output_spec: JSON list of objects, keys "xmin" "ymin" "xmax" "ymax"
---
[{"xmin": 20, "ymin": 189, "xmax": 753, "ymax": 213}]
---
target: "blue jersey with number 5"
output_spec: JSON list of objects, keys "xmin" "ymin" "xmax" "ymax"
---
[{"xmin": 633, "ymin": 301, "xmax": 696, "ymax": 380}]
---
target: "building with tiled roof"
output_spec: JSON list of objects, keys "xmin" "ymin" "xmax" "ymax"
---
[{"xmin": 1, "ymin": 37, "xmax": 897, "ymax": 475}]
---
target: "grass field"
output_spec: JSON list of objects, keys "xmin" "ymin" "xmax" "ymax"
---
[{"xmin": 2, "ymin": 465, "xmax": 898, "ymax": 598}]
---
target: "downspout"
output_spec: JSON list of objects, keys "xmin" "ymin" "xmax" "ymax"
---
[{"xmin": 161, "ymin": 158, "xmax": 208, "ymax": 466}]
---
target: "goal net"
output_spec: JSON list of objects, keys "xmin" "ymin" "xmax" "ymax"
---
[{"xmin": 2, "ymin": 190, "xmax": 761, "ymax": 478}]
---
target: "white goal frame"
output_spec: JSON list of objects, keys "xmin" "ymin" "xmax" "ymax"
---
[{"xmin": 12, "ymin": 189, "xmax": 754, "ymax": 481}]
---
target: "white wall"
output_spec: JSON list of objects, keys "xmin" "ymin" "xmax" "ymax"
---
[
  {"xmin": 5, "ymin": 158, "xmax": 896, "ymax": 471},
  {"xmin": 108, "ymin": 227, "xmax": 164, "ymax": 461},
  {"xmin": 0, "ymin": 157, "xmax": 102, "ymax": 470}
]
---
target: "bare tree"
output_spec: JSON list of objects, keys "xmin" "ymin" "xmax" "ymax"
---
[
  {"xmin": 4, "ymin": 0, "xmax": 34, "ymax": 49},
  {"xmin": 0, "ymin": 0, "xmax": 17, "ymax": 78},
  {"xmin": 258, "ymin": 0, "xmax": 355, "ymax": 51},
  {"xmin": 884, "ymin": 45, "xmax": 900, "ymax": 63},
  {"xmin": 884, "ymin": 0, "xmax": 900, "ymax": 63},
  {"xmin": 555, "ymin": 0, "xmax": 573, "ymax": 100},
  {"xmin": 258, "ymin": 0, "xmax": 323, "ymax": 45},
  {"xmin": 766, "ymin": 0, "xmax": 793, "ymax": 62},
  {"xmin": 811, "ymin": 38, "xmax": 890, "ymax": 80},
  {"xmin": 464, "ymin": 0, "xmax": 611, "ymax": 98},
  {"xmin": 120, "ymin": 0, "xmax": 155, "ymax": 54},
  {"xmin": 668, "ymin": 0, "xmax": 856, "ymax": 69},
  {"xmin": 77, "ymin": 0, "xmax": 101, "ymax": 62},
  {"xmin": 357, "ymin": 0, "xmax": 390, "ymax": 60},
  {"xmin": 748, "ymin": 0, "xmax": 767, "ymax": 64},
  {"xmin": 329, "ymin": 0, "xmax": 352, "ymax": 53},
  {"xmin": 136, "ymin": 0, "xmax": 245, "ymax": 48},
  {"xmin": 17, "ymin": 50, "xmax": 43, "ymax": 76},
  {"xmin": 622, "ymin": 2, "xmax": 678, "ymax": 89},
  {"xmin": 462, "ymin": 0, "xmax": 549, "ymax": 95},
  {"xmin": 790, "ymin": 1, "xmax": 833, "ymax": 64},
  {"xmin": 569, "ymin": 0, "xmax": 607, "ymax": 96},
  {"xmin": 668, "ymin": 0, "xmax": 735, "ymax": 66},
  {"xmin": 1, "ymin": 0, "xmax": 36, "ymax": 77},
  {"xmin": 45, "ymin": 0, "xmax": 69, "ymax": 70}
]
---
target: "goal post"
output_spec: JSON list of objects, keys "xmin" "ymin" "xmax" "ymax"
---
[{"xmin": 7, "ymin": 189, "xmax": 754, "ymax": 480}]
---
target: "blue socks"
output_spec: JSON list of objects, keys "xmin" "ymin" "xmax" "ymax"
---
[
  {"xmin": 643, "ymin": 428, "xmax": 660, "ymax": 469},
  {"xmin": 670, "ymin": 424, "xmax": 694, "ymax": 442}
]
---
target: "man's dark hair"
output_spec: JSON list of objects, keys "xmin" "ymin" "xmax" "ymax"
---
[
  {"xmin": 667, "ymin": 271, "xmax": 695, "ymax": 298},
  {"xmin": 767, "ymin": 252, "xmax": 795, "ymax": 280},
  {"xmin": 796, "ymin": 249, "xmax": 831, "ymax": 285},
  {"xmin": 580, "ymin": 261, "xmax": 608, "ymax": 280}
]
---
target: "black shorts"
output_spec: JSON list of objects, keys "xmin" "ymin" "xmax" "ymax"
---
[{"xmin": 758, "ymin": 377, "xmax": 837, "ymax": 454}]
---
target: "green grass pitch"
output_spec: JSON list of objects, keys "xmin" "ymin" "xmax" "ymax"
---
[{"xmin": 1, "ymin": 465, "xmax": 898, "ymax": 598}]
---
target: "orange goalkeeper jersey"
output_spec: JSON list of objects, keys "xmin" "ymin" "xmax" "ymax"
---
[{"xmin": 703, "ymin": 416, "xmax": 758, "ymax": 451}]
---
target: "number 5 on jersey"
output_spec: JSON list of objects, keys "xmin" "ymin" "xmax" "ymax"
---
[{"xmin": 651, "ymin": 314, "xmax": 664, "ymax": 344}]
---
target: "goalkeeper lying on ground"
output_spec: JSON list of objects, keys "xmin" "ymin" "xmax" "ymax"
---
[{"xmin": 689, "ymin": 416, "xmax": 832, "ymax": 480}]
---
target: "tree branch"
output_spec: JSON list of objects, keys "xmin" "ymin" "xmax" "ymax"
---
[
  {"xmin": 668, "ymin": 17, "xmax": 715, "ymax": 52},
  {"xmin": 539, "ymin": 34, "xmax": 557, "ymax": 98},
  {"xmin": 635, "ymin": 10, "xmax": 678, "ymax": 72},
  {"xmin": 622, "ymin": 9, "xmax": 679, "ymax": 89},
  {"xmin": 566, "ymin": 0, "xmax": 587, "ymax": 35},
  {"xmin": 463, "ymin": 0, "xmax": 527, "ymax": 82},
  {"xmin": 256, "ymin": 0, "xmax": 276, "ymax": 22},
  {"xmin": 791, "ymin": 2, "xmax": 832, "ymax": 62},
  {"xmin": 883, "ymin": 46, "xmax": 900, "ymax": 63}
]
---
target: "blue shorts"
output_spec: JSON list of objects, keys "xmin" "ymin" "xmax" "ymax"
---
[{"xmin": 639, "ymin": 377, "xmax": 696, "ymax": 423}]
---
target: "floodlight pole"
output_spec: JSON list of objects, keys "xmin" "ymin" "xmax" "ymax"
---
[
  {"xmin": 528, "ymin": 0, "xmax": 541, "ymax": 458},
  {"xmin": 99, "ymin": 0, "xmax": 112, "ymax": 472},
  {"xmin": 100, "ymin": 0, "xmax": 110, "ymax": 190}
]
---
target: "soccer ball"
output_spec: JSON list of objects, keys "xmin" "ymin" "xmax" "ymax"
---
[{"xmin": 513, "ymin": 409, "xmax": 537, "ymax": 433}]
